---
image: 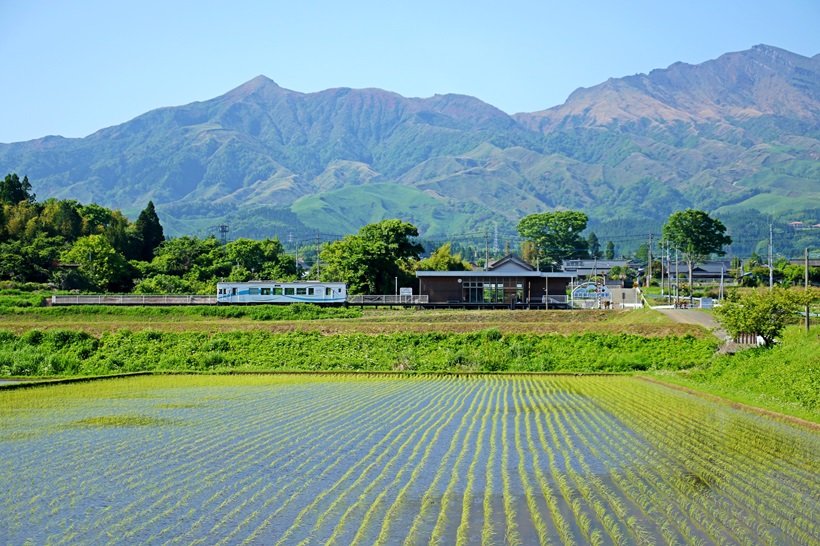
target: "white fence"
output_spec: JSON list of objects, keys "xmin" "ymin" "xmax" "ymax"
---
[
  {"xmin": 347, "ymin": 294, "xmax": 429, "ymax": 305},
  {"xmin": 51, "ymin": 295, "xmax": 216, "ymax": 305}
]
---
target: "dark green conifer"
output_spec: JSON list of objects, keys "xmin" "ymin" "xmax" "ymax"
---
[{"xmin": 135, "ymin": 201, "xmax": 165, "ymax": 261}]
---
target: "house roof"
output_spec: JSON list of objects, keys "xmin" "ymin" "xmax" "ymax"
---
[
  {"xmin": 562, "ymin": 259, "xmax": 634, "ymax": 271},
  {"xmin": 487, "ymin": 254, "xmax": 534, "ymax": 272},
  {"xmin": 416, "ymin": 254, "xmax": 575, "ymax": 278},
  {"xmin": 416, "ymin": 270, "xmax": 576, "ymax": 278}
]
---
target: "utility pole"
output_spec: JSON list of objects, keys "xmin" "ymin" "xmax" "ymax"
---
[
  {"xmin": 807, "ymin": 248, "xmax": 811, "ymax": 332},
  {"xmin": 315, "ymin": 232, "xmax": 321, "ymax": 278},
  {"xmin": 768, "ymin": 223, "xmax": 774, "ymax": 290},
  {"xmin": 660, "ymin": 240, "xmax": 665, "ymax": 297},
  {"xmin": 674, "ymin": 247, "xmax": 679, "ymax": 305},
  {"xmin": 719, "ymin": 265, "xmax": 724, "ymax": 301},
  {"xmin": 484, "ymin": 229, "xmax": 490, "ymax": 271},
  {"xmin": 647, "ymin": 233, "xmax": 653, "ymax": 288}
]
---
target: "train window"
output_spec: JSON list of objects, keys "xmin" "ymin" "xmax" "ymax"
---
[
  {"xmin": 273, "ymin": 287, "xmax": 283, "ymax": 295},
  {"xmin": 307, "ymin": 288, "xmax": 314, "ymax": 295},
  {"xmin": 231, "ymin": 288, "xmax": 237, "ymax": 295},
  {"xmin": 249, "ymin": 288, "xmax": 260, "ymax": 296},
  {"xmin": 326, "ymin": 287, "xmax": 332, "ymax": 296},
  {"xmin": 296, "ymin": 287, "xmax": 307, "ymax": 295},
  {"xmin": 284, "ymin": 287, "xmax": 295, "ymax": 296},
  {"xmin": 261, "ymin": 288, "xmax": 271, "ymax": 295}
]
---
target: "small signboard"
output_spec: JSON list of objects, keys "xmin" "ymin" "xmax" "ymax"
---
[
  {"xmin": 399, "ymin": 287, "xmax": 413, "ymax": 297},
  {"xmin": 571, "ymin": 282, "xmax": 610, "ymax": 300},
  {"xmin": 700, "ymin": 297, "xmax": 713, "ymax": 309}
]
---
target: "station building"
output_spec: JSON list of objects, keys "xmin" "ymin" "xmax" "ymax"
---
[{"xmin": 415, "ymin": 255, "xmax": 576, "ymax": 308}]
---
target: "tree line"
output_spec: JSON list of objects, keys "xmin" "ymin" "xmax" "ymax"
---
[{"xmin": 3, "ymin": 172, "xmax": 813, "ymax": 296}]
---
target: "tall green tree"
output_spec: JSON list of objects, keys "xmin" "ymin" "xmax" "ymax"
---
[
  {"xmin": 218, "ymin": 238, "xmax": 296, "ymax": 281},
  {"xmin": 39, "ymin": 199, "xmax": 83, "ymax": 241},
  {"xmin": 60, "ymin": 234, "xmax": 129, "ymax": 291},
  {"xmin": 0, "ymin": 173, "xmax": 35, "ymax": 205},
  {"xmin": 634, "ymin": 243, "xmax": 649, "ymax": 263},
  {"xmin": 587, "ymin": 232, "xmax": 601, "ymax": 259},
  {"xmin": 516, "ymin": 211, "xmax": 589, "ymax": 270},
  {"xmin": 319, "ymin": 219, "xmax": 423, "ymax": 294},
  {"xmin": 604, "ymin": 240, "xmax": 615, "ymax": 260},
  {"xmin": 662, "ymin": 209, "xmax": 732, "ymax": 302},
  {"xmin": 134, "ymin": 201, "xmax": 165, "ymax": 261},
  {"xmin": 147, "ymin": 236, "xmax": 221, "ymax": 277},
  {"xmin": 415, "ymin": 243, "xmax": 471, "ymax": 271}
]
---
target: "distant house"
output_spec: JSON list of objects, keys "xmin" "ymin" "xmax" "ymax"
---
[
  {"xmin": 789, "ymin": 258, "xmax": 820, "ymax": 268},
  {"xmin": 659, "ymin": 260, "xmax": 732, "ymax": 283},
  {"xmin": 415, "ymin": 254, "xmax": 576, "ymax": 307},
  {"xmin": 561, "ymin": 259, "xmax": 636, "ymax": 280}
]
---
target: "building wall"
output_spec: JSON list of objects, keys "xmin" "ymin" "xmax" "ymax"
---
[
  {"xmin": 419, "ymin": 276, "xmax": 571, "ymax": 303},
  {"xmin": 419, "ymin": 278, "xmax": 462, "ymax": 303}
]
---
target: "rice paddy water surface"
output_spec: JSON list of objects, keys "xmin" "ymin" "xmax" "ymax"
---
[{"xmin": 1, "ymin": 374, "xmax": 817, "ymax": 545}]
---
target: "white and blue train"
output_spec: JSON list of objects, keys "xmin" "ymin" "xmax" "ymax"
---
[{"xmin": 216, "ymin": 281, "xmax": 347, "ymax": 305}]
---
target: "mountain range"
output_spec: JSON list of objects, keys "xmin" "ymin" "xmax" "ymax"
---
[{"xmin": 1, "ymin": 44, "xmax": 818, "ymax": 249}]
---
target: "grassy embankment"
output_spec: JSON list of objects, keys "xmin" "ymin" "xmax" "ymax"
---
[
  {"xmin": 0, "ymin": 294, "xmax": 816, "ymax": 422},
  {"xmin": 650, "ymin": 325, "xmax": 819, "ymax": 423}
]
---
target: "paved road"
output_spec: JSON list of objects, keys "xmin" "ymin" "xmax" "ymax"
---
[
  {"xmin": 655, "ymin": 308, "xmax": 729, "ymax": 341},
  {"xmin": 608, "ymin": 287, "xmax": 640, "ymax": 308}
]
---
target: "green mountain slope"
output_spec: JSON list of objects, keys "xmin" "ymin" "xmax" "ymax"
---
[{"xmin": 0, "ymin": 44, "xmax": 818, "ymax": 251}]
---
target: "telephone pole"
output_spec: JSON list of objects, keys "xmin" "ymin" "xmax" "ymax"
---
[
  {"xmin": 806, "ymin": 248, "xmax": 811, "ymax": 332},
  {"xmin": 315, "ymin": 232, "xmax": 321, "ymax": 278},
  {"xmin": 768, "ymin": 223, "xmax": 774, "ymax": 290},
  {"xmin": 647, "ymin": 233, "xmax": 653, "ymax": 288},
  {"xmin": 484, "ymin": 229, "xmax": 490, "ymax": 270}
]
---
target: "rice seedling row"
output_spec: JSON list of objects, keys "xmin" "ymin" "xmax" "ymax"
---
[
  {"xmin": 220, "ymin": 380, "xmax": 457, "ymax": 546},
  {"xmin": 592, "ymin": 379, "xmax": 818, "ymax": 544},
  {"xmin": 1, "ymin": 374, "xmax": 817, "ymax": 545},
  {"xmin": 143, "ymin": 380, "xmax": 417, "ymax": 544},
  {"xmin": 76, "ymin": 381, "xmax": 383, "ymax": 543}
]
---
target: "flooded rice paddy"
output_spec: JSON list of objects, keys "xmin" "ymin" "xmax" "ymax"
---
[{"xmin": 1, "ymin": 374, "xmax": 817, "ymax": 545}]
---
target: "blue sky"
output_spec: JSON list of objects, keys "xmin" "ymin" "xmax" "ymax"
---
[{"xmin": 1, "ymin": 0, "xmax": 818, "ymax": 143}]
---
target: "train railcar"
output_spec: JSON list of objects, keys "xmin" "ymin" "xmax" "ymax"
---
[{"xmin": 216, "ymin": 281, "xmax": 347, "ymax": 305}]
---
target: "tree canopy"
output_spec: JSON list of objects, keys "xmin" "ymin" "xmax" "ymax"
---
[
  {"xmin": 587, "ymin": 232, "xmax": 601, "ymax": 259},
  {"xmin": 0, "ymin": 173, "xmax": 35, "ymax": 205},
  {"xmin": 319, "ymin": 219, "xmax": 423, "ymax": 294},
  {"xmin": 715, "ymin": 288, "xmax": 817, "ymax": 346},
  {"xmin": 516, "ymin": 211, "xmax": 589, "ymax": 269},
  {"xmin": 60, "ymin": 234, "xmax": 130, "ymax": 292},
  {"xmin": 415, "ymin": 243, "xmax": 471, "ymax": 272},
  {"xmin": 604, "ymin": 240, "xmax": 615, "ymax": 260},
  {"xmin": 663, "ymin": 209, "xmax": 732, "ymax": 301},
  {"xmin": 134, "ymin": 201, "xmax": 165, "ymax": 261}
]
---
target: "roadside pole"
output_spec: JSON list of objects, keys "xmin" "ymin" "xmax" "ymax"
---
[{"xmin": 806, "ymin": 248, "xmax": 811, "ymax": 333}]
